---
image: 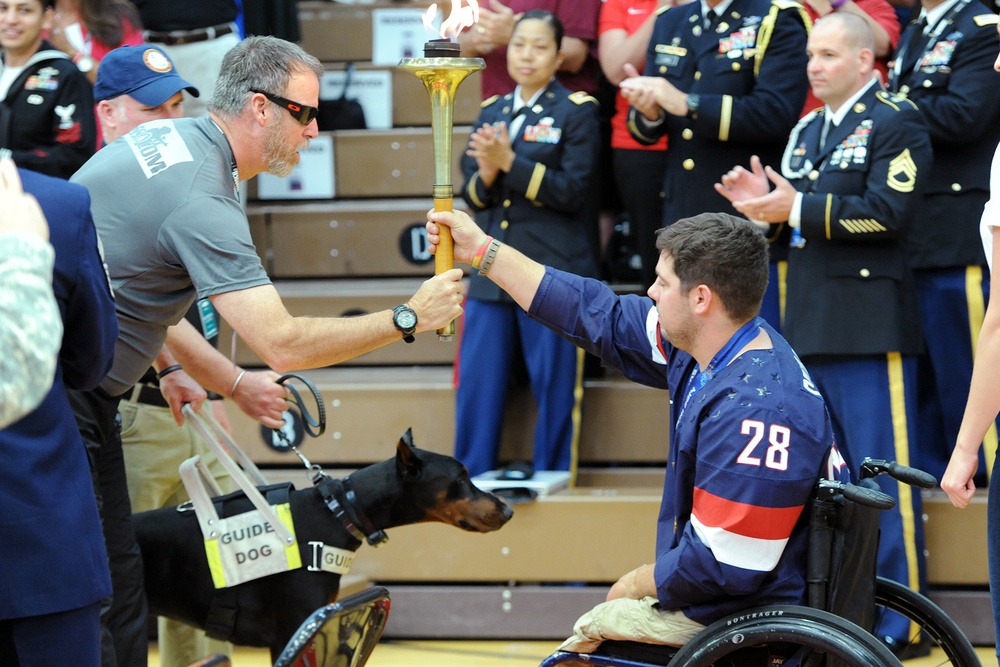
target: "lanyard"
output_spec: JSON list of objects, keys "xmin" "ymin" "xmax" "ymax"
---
[{"xmin": 675, "ymin": 318, "xmax": 761, "ymax": 427}]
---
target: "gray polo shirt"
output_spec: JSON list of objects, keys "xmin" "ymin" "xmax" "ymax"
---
[{"xmin": 72, "ymin": 116, "xmax": 270, "ymax": 396}]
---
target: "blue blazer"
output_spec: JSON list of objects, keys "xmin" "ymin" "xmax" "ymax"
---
[{"xmin": 0, "ymin": 169, "xmax": 116, "ymax": 619}]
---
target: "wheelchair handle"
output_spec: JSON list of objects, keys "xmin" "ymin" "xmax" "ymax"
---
[
  {"xmin": 816, "ymin": 479, "xmax": 896, "ymax": 510},
  {"xmin": 859, "ymin": 458, "xmax": 937, "ymax": 489}
]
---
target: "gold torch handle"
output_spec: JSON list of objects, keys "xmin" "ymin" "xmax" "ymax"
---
[{"xmin": 434, "ymin": 193, "xmax": 456, "ymax": 339}]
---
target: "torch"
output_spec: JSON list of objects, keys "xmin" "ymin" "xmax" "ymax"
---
[{"xmin": 399, "ymin": 2, "xmax": 484, "ymax": 340}]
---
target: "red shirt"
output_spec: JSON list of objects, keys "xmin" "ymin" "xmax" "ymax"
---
[
  {"xmin": 479, "ymin": 0, "xmax": 602, "ymax": 99},
  {"xmin": 599, "ymin": 0, "xmax": 668, "ymax": 150}
]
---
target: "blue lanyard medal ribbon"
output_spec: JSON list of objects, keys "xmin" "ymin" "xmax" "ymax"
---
[{"xmin": 675, "ymin": 318, "xmax": 761, "ymax": 427}]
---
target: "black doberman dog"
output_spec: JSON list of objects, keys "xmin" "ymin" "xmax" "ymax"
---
[{"xmin": 133, "ymin": 430, "xmax": 513, "ymax": 659}]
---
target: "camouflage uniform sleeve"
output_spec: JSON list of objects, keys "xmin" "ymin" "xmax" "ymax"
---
[{"xmin": 0, "ymin": 234, "xmax": 62, "ymax": 428}]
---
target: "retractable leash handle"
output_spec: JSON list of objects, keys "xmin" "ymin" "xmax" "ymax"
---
[
  {"xmin": 275, "ymin": 373, "xmax": 326, "ymax": 438},
  {"xmin": 182, "ymin": 404, "xmax": 295, "ymax": 546}
]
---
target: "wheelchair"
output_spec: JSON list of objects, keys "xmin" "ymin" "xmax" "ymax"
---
[
  {"xmin": 186, "ymin": 586, "xmax": 391, "ymax": 667},
  {"xmin": 539, "ymin": 459, "xmax": 979, "ymax": 667}
]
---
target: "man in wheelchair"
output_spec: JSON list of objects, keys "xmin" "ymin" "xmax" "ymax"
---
[{"xmin": 425, "ymin": 209, "xmax": 849, "ymax": 656}]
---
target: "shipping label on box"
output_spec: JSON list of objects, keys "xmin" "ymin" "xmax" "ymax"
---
[
  {"xmin": 321, "ymin": 69, "xmax": 393, "ymax": 130},
  {"xmin": 371, "ymin": 7, "xmax": 441, "ymax": 65},
  {"xmin": 256, "ymin": 134, "xmax": 335, "ymax": 200}
]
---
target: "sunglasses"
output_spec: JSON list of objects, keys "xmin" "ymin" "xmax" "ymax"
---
[{"xmin": 250, "ymin": 89, "xmax": 318, "ymax": 126}]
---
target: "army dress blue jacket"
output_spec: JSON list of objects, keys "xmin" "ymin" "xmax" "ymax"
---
[
  {"xmin": 887, "ymin": 0, "xmax": 1000, "ymax": 268},
  {"xmin": 781, "ymin": 84, "xmax": 932, "ymax": 357},
  {"xmin": 461, "ymin": 79, "xmax": 600, "ymax": 303},
  {"xmin": 628, "ymin": 0, "xmax": 810, "ymax": 235}
]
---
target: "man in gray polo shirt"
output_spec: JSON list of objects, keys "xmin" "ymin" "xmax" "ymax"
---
[{"xmin": 70, "ymin": 36, "xmax": 464, "ymax": 667}]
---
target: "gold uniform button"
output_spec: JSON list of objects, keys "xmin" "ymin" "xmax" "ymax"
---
[
  {"xmin": 808, "ymin": 170, "xmax": 819, "ymax": 180},
  {"xmin": 501, "ymin": 220, "xmax": 509, "ymax": 230},
  {"xmin": 923, "ymin": 79, "xmax": 932, "ymax": 88},
  {"xmin": 859, "ymin": 268, "xmax": 871, "ymax": 278},
  {"xmin": 694, "ymin": 71, "xmax": 702, "ymax": 80},
  {"xmin": 683, "ymin": 158, "xmax": 695, "ymax": 170},
  {"xmin": 660, "ymin": 65, "xmax": 667, "ymax": 73},
  {"xmin": 503, "ymin": 199, "xmax": 512, "ymax": 207},
  {"xmin": 951, "ymin": 183, "xmax": 962, "ymax": 192},
  {"xmin": 682, "ymin": 129, "xmax": 694, "ymax": 140},
  {"xmin": 732, "ymin": 62, "xmax": 741, "ymax": 71}
]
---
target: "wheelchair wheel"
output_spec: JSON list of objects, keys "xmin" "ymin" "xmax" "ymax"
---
[
  {"xmin": 873, "ymin": 577, "xmax": 979, "ymax": 667},
  {"xmin": 666, "ymin": 605, "xmax": 903, "ymax": 667}
]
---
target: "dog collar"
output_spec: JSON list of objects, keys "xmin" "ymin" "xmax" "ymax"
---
[{"xmin": 315, "ymin": 474, "xmax": 389, "ymax": 548}]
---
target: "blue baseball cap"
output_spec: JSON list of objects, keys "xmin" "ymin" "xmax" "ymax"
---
[{"xmin": 94, "ymin": 45, "xmax": 200, "ymax": 106}]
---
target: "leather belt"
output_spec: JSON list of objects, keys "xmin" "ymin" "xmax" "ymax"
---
[
  {"xmin": 128, "ymin": 384, "xmax": 170, "ymax": 409},
  {"xmin": 144, "ymin": 22, "xmax": 236, "ymax": 46}
]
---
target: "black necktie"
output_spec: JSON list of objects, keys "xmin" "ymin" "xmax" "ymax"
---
[
  {"xmin": 704, "ymin": 9, "xmax": 718, "ymax": 29},
  {"xmin": 900, "ymin": 16, "xmax": 929, "ymax": 66},
  {"xmin": 821, "ymin": 117, "xmax": 837, "ymax": 151}
]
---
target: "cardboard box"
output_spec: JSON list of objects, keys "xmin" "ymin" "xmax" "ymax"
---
[
  {"xmin": 298, "ymin": 1, "xmax": 438, "ymax": 63},
  {"xmin": 247, "ymin": 199, "xmax": 469, "ymax": 278},
  {"xmin": 255, "ymin": 135, "xmax": 336, "ymax": 200},
  {"xmin": 333, "ymin": 126, "xmax": 471, "ymax": 197}
]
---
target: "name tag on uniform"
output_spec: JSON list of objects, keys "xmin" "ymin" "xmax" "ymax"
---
[{"xmin": 204, "ymin": 504, "xmax": 302, "ymax": 588}]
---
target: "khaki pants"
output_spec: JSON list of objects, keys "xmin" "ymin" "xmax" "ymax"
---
[{"xmin": 120, "ymin": 398, "xmax": 234, "ymax": 667}]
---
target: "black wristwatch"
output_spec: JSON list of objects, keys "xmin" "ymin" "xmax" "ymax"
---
[
  {"xmin": 685, "ymin": 93, "xmax": 700, "ymax": 120},
  {"xmin": 392, "ymin": 305, "xmax": 417, "ymax": 343}
]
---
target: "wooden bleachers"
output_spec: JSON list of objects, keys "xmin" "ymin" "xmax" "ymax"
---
[{"xmin": 226, "ymin": 0, "xmax": 994, "ymax": 643}]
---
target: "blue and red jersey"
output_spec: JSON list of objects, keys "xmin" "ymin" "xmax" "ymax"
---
[{"xmin": 528, "ymin": 268, "xmax": 847, "ymax": 624}]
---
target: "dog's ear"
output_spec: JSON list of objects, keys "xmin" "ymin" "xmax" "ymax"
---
[{"xmin": 396, "ymin": 428, "xmax": 422, "ymax": 477}]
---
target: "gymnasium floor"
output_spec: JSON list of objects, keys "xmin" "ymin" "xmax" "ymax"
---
[{"xmin": 151, "ymin": 640, "xmax": 998, "ymax": 666}]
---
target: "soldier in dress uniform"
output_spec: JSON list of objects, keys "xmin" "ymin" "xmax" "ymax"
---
[
  {"xmin": 456, "ymin": 10, "xmax": 601, "ymax": 478},
  {"xmin": 717, "ymin": 13, "xmax": 933, "ymax": 654},
  {"xmin": 886, "ymin": 0, "xmax": 1000, "ymax": 489},
  {"xmin": 618, "ymin": 0, "xmax": 811, "ymax": 332}
]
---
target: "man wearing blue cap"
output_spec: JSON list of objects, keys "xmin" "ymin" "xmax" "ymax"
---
[{"xmin": 94, "ymin": 45, "xmax": 200, "ymax": 145}]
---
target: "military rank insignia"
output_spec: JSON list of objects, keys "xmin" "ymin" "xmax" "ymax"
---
[{"xmin": 887, "ymin": 149, "xmax": 918, "ymax": 193}]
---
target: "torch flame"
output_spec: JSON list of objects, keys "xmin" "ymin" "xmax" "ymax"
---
[{"xmin": 423, "ymin": 0, "xmax": 480, "ymax": 41}]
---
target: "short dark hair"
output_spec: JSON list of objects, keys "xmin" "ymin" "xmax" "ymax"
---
[
  {"xmin": 655, "ymin": 213, "xmax": 769, "ymax": 322},
  {"xmin": 516, "ymin": 9, "xmax": 564, "ymax": 47}
]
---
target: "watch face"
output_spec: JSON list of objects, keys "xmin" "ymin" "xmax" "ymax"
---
[{"xmin": 395, "ymin": 309, "xmax": 417, "ymax": 329}]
